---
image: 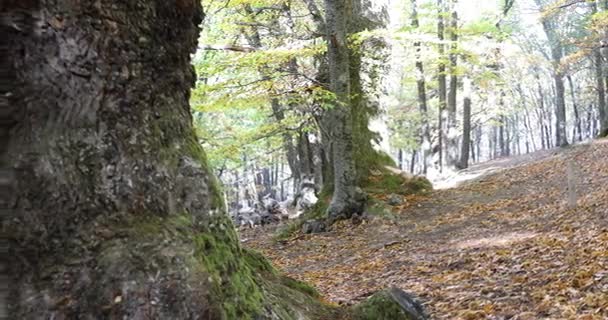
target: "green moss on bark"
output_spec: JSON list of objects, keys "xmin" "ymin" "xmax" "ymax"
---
[
  {"xmin": 363, "ymin": 171, "xmax": 432, "ymax": 196},
  {"xmin": 351, "ymin": 290, "xmax": 425, "ymax": 320}
]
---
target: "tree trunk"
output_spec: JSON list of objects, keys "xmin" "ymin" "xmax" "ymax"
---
[
  {"xmin": 437, "ymin": 0, "xmax": 447, "ymax": 171},
  {"xmin": 593, "ymin": 2, "xmax": 608, "ymax": 137},
  {"xmin": 566, "ymin": 75, "xmax": 582, "ymax": 142},
  {"xmin": 539, "ymin": 13, "xmax": 568, "ymax": 146},
  {"xmin": 410, "ymin": 150, "xmax": 417, "ymax": 174},
  {"xmin": 458, "ymin": 78, "xmax": 472, "ymax": 169},
  {"xmin": 324, "ymin": 0, "xmax": 363, "ymax": 220},
  {"xmin": 3, "ymin": 1, "xmax": 350, "ymax": 318},
  {"xmin": 446, "ymin": 0, "xmax": 459, "ymax": 167},
  {"xmin": 553, "ymin": 73, "xmax": 569, "ymax": 146},
  {"xmin": 411, "ymin": 0, "xmax": 431, "ymax": 174}
]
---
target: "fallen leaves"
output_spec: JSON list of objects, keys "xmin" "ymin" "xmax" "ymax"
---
[{"xmin": 243, "ymin": 140, "xmax": 608, "ymax": 319}]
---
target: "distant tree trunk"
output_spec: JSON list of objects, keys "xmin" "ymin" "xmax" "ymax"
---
[
  {"xmin": 498, "ymin": 89, "xmax": 507, "ymax": 156},
  {"xmin": 280, "ymin": 161, "xmax": 286, "ymax": 199},
  {"xmin": 536, "ymin": 77, "xmax": 551, "ymax": 149},
  {"xmin": 538, "ymin": 11, "xmax": 568, "ymax": 146},
  {"xmin": 489, "ymin": 125, "xmax": 496, "ymax": 159},
  {"xmin": 311, "ymin": 131, "xmax": 324, "ymax": 188},
  {"xmin": 437, "ymin": 0, "xmax": 447, "ymax": 171},
  {"xmin": 324, "ymin": 0, "xmax": 363, "ymax": 220},
  {"xmin": 552, "ymin": 73, "xmax": 568, "ymax": 146},
  {"xmin": 505, "ymin": 116, "xmax": 511, "ymax": 156},
  {"xmin": 297, "ymin": 131, "xmax": 313, "ymax": 179},
  {"xmin": 470, "ymin": 128, "xmax": 476, "ymax": 163},
  {"xmin": 593, "ymin": 2, "xmax": 608, "ymax": 137},
  {"xmin": 411, "ymin": 0, "xmax": 431, "ymax": 174},
  {"xmin": 458, "ymin": 78, "xmax": 472, "ymax": 169},
  {"xmin": 523, "ymin": 108, "xmax": 537, "ymax": 151},
  {"xmin": 566, "ymin": 75, "xmax": 582, "ymax": 142},
  {"xmin": 499, "ymin": 116, "xmax": 506, "ymax": 157},
  {"xmin": 410, "ymin": 151, "xmax": 417, "ymax": 174},
  {"xmin": 270, "ymin": 99, "xmax": 299, "ymax": 182},
  {"xmin": 235, "ymin": 170, "xmax": 242, "ymax": 209},
  {"xmin": 447, "ymin": 0, "xmax": 459, "ymax": 167},
  {"xmin": 538, "ymin": 110, "xmax": 547, "ymax": 149},
  {"xmin": 242, "ymin": 13, "xmax": 300, "ymax": 184},
  {"xmin": 513, "ymin": 116, "xmax": 520, "ymax": 155}
]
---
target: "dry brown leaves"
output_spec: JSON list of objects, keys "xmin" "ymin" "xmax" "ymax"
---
[{"xmin": 244, "ymin": 140, "xmax": 608, "ymax": 319}]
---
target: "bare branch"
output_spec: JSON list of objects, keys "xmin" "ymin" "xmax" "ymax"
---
[{"xmin": 199, "ymin": 44, "xmax": 257, "ymax": 52}]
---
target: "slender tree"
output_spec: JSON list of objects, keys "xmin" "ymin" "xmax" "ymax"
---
[
  {"xmin": 447, "ymin": 0, "xmax": 459, "ymax": 166},
  {"xmin": 437, "ymin": 0, "xmax": 447, "ymax": 170},
  {"xmin": 411, "ymin": 0, "xmax": 431, "ymax": 174},
  {"xmin": 458, "ymin": 77, "xmax": 472, "ymax": 169},
  {"xmin": 537, "ymin": 1, "xmax": 569, "ymax": 146},
  {"xmin": 593, "ymin": 1, "xmax": 608, "ymax": 137}
]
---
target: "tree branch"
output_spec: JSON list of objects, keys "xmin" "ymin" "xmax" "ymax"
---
[{"xmin": 199, "ymin": 44, "xmax": 257, "ymax": 52}]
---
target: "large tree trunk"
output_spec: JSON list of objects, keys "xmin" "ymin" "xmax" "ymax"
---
[
  {"xmin": 411, "ymin": 0, "xmax": 431, "ymax": 174},
  {"xmin": 324, "ymin": 0, "xmax": 364, "ymax": 220},
  {"xmin": 3, "ymin": 2, "xmax": 427, "ymax": 319},
  {"xmin": 2, "ymin": 1, "xmax": 341, "ymax": 319}
]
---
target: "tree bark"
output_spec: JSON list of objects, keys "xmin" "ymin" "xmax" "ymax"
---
[
  {"xmin": 3, "ymin": 1, "xmax": 340, "ymax": 318},
  {"xmin": 437, "ymin": 0, "xmax": 447, "ymax": 171},
  {"xmin": 324, "ymin": 0, "xmax": 363, "ymax": 220},
  {"xmin": 447, "ymin": 0, "xmax": 459, "ymax": 167},
  {"xmin": 411, "ymin": 0, "xmax": 431, "ymax": 174},
  {"xmin": 458, "ymin": 78, "xmax": 472, "ymax": 169},
  {"xmin": 592, "ymin": 1, "xmax": 608, "ymax": 137},
  {"xmin": 539, "ymin": 12, "xmax": 568, "ymax": 146},
  {"xmin": 566, "ymin": 75, "xmax": 582, "ymax": 142}
]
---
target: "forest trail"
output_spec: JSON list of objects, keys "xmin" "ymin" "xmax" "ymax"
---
[{"xmin": 242, "ymin": 139, "xmax": 608, "ymax": 319}]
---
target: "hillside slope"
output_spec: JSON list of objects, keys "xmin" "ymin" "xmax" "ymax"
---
[{"xmin": 243, "ymin": 139, "xmax": 608, "ymax": 319}]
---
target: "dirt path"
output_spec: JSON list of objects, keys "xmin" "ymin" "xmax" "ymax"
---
[{"xmin": 243, "ymin": 140, "xmax": 608, "ymax": 319}]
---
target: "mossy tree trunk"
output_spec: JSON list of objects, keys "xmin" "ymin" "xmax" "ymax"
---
[
  {"xmin": 324, "ymin": 0, "xmax": 364, "ymax": 221},
  {"xmin": 2, "ymin": 1, "xmax": 336, "ymax": 319}
]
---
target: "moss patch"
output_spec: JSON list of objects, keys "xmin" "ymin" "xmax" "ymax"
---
[
  {"xmin": 363, "ymin": 171, "xmax": 432, "ymax": 197},
  {"xmin": 190, "ymin": 223, "xmax": 264, "ymax": 318},
  {"xmin": 355, "ymin": 149, "xmax": 397, "ymax": 184},
  {"xmin": 242, "ymin": 248, "xmax": 276, "ymax": 275},
  {"xmin": 280, "ymin": 276, "xmax": 321, "ymax": 298},
  {"xmin": 351, "ymin": 290, "xmax": 421, "ymax": 320}
]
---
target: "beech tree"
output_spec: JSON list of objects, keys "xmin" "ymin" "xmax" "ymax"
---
[
  {"xmin": 4, "ymin": 1, "xmax": 423, "ymax": 319},
  {"xmin": 323, "ymin": 0, "xmax": 363, "ymax": 220}
]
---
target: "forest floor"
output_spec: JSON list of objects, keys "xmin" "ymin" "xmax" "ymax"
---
[{"xmin": 241, "ymin": 139, "xmax": 608, "ymax": 320}]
